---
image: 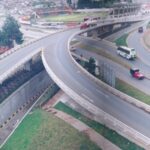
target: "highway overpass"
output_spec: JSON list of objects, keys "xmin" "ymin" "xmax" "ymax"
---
[{"xmin": 1, "ymin": 15, "xmax": 150, "ymax": 148}]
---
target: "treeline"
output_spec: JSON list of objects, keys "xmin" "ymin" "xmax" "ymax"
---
[
  {"xmin": 77, "ymin": 0, "xmax": 119, "ymax": 8},
  {"xmin": 0, "ymin": 15, "xmax": 23, "ymax": 49}
]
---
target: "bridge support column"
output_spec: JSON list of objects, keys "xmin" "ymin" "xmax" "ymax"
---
[
  {"xmin": 87, "ymin": 31, "xmax": 93, "ymax": 37},
  {"xmin": 23, "ymin": 60, "xmax": 32, "ymax": 71}
]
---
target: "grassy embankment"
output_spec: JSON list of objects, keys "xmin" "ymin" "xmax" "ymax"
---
[
  {"xmin": 76, "ymin": 43, "xmax": 130, "ymax": 69},
  {"xmin": 1, "ymin": 77, "xmax": 146, "ymax": 150},
  {"xmin": 55, "ymin": 102, "xmax": 144, "ymax": 150},
  {"xmin": 76, "ymin": 41, "xmax": 150, "ymax": 105},
  {"xmin": 1, "ymin": 109, "xmax": 101, "ymax": 150},
  {"xmin": 115, "ymin": 34, "xmax": 128, "ymax": 46},
  {"xmin": 116, "ymin": 78, "xmax": 150, "ymax": 104},
  {"xmin": 44, "ymin": 12, "xmax": 108, "ymax": 23}
]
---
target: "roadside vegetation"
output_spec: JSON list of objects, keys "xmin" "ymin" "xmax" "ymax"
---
[
  {"xmin": 0, "ymin": 15, "xmax": 23, "ymax": 50},
  {"xmin": 0, "ymin": 60, "xmax": 44, "ymax": 104},
  {"xmin": 44, "ymin": 12, "xmax": 107, "ymax": 23},
  {"xmin": 115, "ymin": 34, "xmax": 128, "ymax": 46},
  {"xmin": 146, "ymin": 21, "xmax": 150, "ymax": 29},
  {"xmin": 116, "ymin": 78, "xmax": 150, "ymax": 105},
  {"xmin": 75, "ymin": 43, "xmax": 150, "ymax": 105},
  {"xmin": 1, "ymin": 109, "xmax": 101, "ymax": 150},
  {"xmin": 77, "ymin": 43, "xmax": 130, "ymax": 69},
  {"xmin": 55, "ymin": 102, "xmax": 144, "ymax": 150},
  {"xmin": 77, "ymin": 0, "xmax": 119, "ymax": 8}
]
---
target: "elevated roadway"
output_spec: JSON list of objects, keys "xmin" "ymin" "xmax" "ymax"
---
[
  {"xmin": 42, "ymin": 27, "xmax": 150, "ymax": 139},
  {"xmin": 1, "ymin": 15, "xmax": 150, "ymax": 147},
  {"xmin": 75, "ymin": 35, "xmax": 150, "ymax": 94},
  {"xmin": 127, "ymin": 27, "xmax": 150, "ymax": 66},
  {"xmin": 1, "ymin": 15, "xmax": 149, "ymax": 83}
]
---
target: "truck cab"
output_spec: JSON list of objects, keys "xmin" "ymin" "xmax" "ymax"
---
[{"xmin": 130, "ymin": 68, "xmax": 144, "ymax": 80}]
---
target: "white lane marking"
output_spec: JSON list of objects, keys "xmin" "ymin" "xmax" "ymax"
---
[
  {"xmin": 96, "ymin": 89, "xmax": 109, "ymax": 98},
  {"xmin": 81, "ymin": 94, "xmax": 94, "ymax": 103}
]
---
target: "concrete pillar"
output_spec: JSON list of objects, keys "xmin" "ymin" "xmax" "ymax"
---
[
  {"xmin": 23, "ymin": 60, "xmax": 32, "ymax": 71},
  {"xmin": 32, "ymin": 53, "xmax": 41, "ymax": 64},
  {"xmin": 91, "ymin": 30, "xmax": 98, "ymax": 39},
  {"xmin": 108, "ymin": 25, "xmax": 113, "ymax": 32},
  {"xmin": 87, "ymin": 31, "xmax": 92, "ymax": 37}
]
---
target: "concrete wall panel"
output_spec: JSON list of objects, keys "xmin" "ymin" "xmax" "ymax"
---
[{"xmin": 0, "ymin": 70, "xmax": 52, "ymax": 125}]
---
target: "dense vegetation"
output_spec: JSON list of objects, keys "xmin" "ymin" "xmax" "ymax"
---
[
  {"xmin": 2, "ymin": 109, "xmax": 101, "ymax": 150},
  {"xmin": 77, "ymin": 0, "xmax": 119, "ymax": 8},
  {"xmin": 0, "ymin": 15, "xmax": 23, "ymax": 48},
  {"xmin": 0, "ymin": 60, "xmax": 44, "ymax": 104}
]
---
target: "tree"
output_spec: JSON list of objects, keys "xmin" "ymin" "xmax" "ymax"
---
[
  {"xmin": 85, "ymin": 57, "xmax": 96, "ymax": 75},
  {"xmin": 77, "ymin": 0, "xmax": 91, "ymax": 8},
  {"xmin": 2, "ymin": 15, "xmax": 23, "ymax": 47},
  {"xmin": 67, "ymin": 0, "xmax": 72, "ymax": 6},
  {"xmin": 77, "ymin": 0, "xmax": 120, "ymax": 8}
]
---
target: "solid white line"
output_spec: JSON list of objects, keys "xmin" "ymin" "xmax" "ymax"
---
[
  {"xmin": 96, "ymin": 89, "xmax": 109, "ymax": 98},
  {"xmin": 81, "ymin": 94, "xmax": 94, "ymax": 103}
]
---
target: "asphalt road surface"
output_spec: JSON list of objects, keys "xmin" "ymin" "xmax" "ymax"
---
[
  {"xmin": 43, "ymin": 28, "xmax": 150, "ymax": 138},
  {"xmin": 1, "ymin": 23, "xmax": 150, "ymax": 138}
]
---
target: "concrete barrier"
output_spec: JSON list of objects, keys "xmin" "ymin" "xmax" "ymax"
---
[
  {"xmin": 68, "ymin": 30, "xmax": 150, "ymax": 113},
  {"xmin": 0, "ymin": 70, "xmax": 53, "ymax": 126},
  {"xmin": 66, "ymin": 30, "xmax": 150, "ymax": 149},
  {"xmin": 42, "ymin": 51, "xmax": 150, "ymax": 149}
]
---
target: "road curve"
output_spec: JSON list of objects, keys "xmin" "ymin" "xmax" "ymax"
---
[{"xmin": 42, "ymin": 27, "xmax": 150, "ymax": 138}]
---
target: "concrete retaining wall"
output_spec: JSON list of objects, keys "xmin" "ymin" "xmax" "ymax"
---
[{"xmin": 0, "ymin": 70, "xmax": 52, "ymax": 125}]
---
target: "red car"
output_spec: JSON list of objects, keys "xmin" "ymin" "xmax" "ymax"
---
[
  {"xmin": 130, "ymin": 68, "xmax": 144, "ymax": 80},
  {"xmin": 80, "ymin": 23, "xmax": 89, "ymax": 30}
]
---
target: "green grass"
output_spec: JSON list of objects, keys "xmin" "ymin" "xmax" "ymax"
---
[
  {"xmin": 1, "ymin": 109, "xmax": 101, "ymax": 150},
  {"xmin": 77, "ymin": 43, "xmax": 130, "ymax": 69},
  {"xmin": 116, "ymin": 78, "xmax": 150, "ymax": 105},
  {"xmin": 55, "ymin": 102, "xmax": 144, "ymax": 150},
  {"xmin": 146, "ymin": 22, "xmax": 150, "ymax": 29},
  {"xmin": 1, "ymin": 109, "xmax": 43, "ymax": 150},
  {"xmin": 44, "ymin": 12, "xmax": 107, "ymax": 23},
  {"xmin": 115, "ymin": 34, "xmax": 128, "ymax": 46}
]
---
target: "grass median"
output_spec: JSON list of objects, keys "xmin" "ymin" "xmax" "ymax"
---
[
  {"xmin": 1, "ymin": 109, "xmax": 101, "ymax": 150},
  {"xmin": 116, "ymin": 78, "xmax": 150, "ymax": 105},
  {"xmin": 77, "ymin": 43, "xmax": 130, "ymax": 69},
  {"xmin": 115, "ymin": 34, "xmax": 128, "ymax": 46},
  {"xmin": 44, "ymin": 12, "xmax": 107, "ymax": 23},
  {"xmin": 55, "ymin": 102, "xmax": 144, "ymax": 150}
]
